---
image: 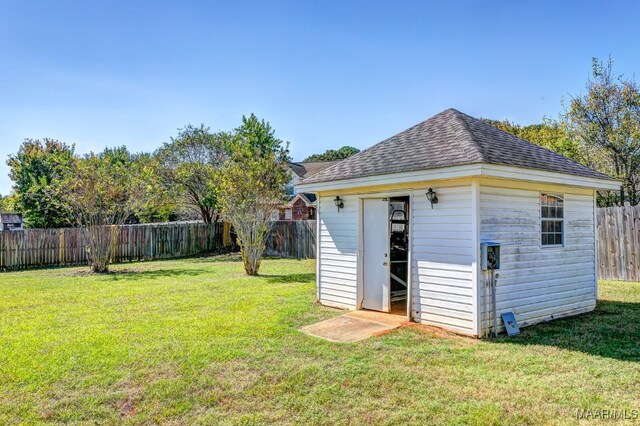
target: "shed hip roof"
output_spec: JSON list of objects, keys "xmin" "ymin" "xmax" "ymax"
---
[{"xmin": 302, "ymin": 108, "xmax": 613, "ymax": 184}]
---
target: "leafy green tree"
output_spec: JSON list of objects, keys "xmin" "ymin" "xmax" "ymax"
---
[
  {"xmin": 563, "ymin": 56, "xmax": 640, "ymax": 205},
  {"xmin": 98, "ymin": 146, "xmax": 179, "ymax": 223},
  {"xmin": 6, "ymin": 139, "xmax": 75, "ymax": 228},
  {"xmin": 304, "ymin": 146, "xmax": 360, "ymax": 162},
  {"xmin": 156, "ymin": 125, "xmax": 229, "ymax": 223},
  {"xmin": 134, "ymin": 152, "xmax": 180, "ymax": 223},
  {"xmin": 483, "ymin": 118, "xmax": 584, "ymax": 164},
  {"xmin": 59, "ymin": 153, "xmax": 146, "ymax": 273},
  {"xmin": 0, "ymin": 193, "xmax": 17, "ymax": 213},
  {"xmin": 217, "ymin": 115, "xmax": 290, "ymax": 275}
]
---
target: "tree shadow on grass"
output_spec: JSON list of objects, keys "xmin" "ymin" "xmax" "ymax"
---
[
  {"xmin": 101, "ymin": 268, "xmax": 212, "ymax": 281},
  {"xmin": 495, "ymin": 300, "xmax": 640, "ymax": 362},
  {"xmin": 261, "ymin": 273, "xmax": 316, "ymax": 284}
]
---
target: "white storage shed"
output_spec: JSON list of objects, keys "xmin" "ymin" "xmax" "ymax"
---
[{"xmin": 297, "ymin": 109, "xmax": 619, "ymax": 337}]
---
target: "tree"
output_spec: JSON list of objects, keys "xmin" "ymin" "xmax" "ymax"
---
[
  {"xmin": 133, "ymin": 152, "xmax": 181, "ymax": 223},
  {"xmin": 217, "ymin": 115, "xmax": 290, "ymax": 275},
  {"xmin": 99, "ymin": 146, "xmax": 179, "ymax": 223},
  {"xmin": 304, "ymin": 146, "xmax": 360, "ymax": 161},
  {"xmin": 60, "ymin": 153, "xmax": 145, "ymax": 273},
  {"xmin": 0, "ymin": 193, "xmax": 17, "ymax": 213},
  {"xmin": 6, "ymin": 139, "xmax": 75, "ymax": 228},
  {"xmin": 483, "ymin": 118, "xmax": 584, "ymax": 164},
  {"xmin": 155, "ymin": 125, "xmax": 229, "ymax": 223},
  {"xmin": 564, "ymin": 56, "xmax": 640, "ymax": 205}
]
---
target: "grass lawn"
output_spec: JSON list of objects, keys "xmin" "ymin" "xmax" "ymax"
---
[{"xmin": 0, "ymin": 256, "xmax": 638, "ymax": 425}]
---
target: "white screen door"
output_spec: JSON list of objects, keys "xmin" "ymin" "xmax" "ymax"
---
[{"xmin": 362, "ymin": 198, "xmax": 390, "ymax": 312}]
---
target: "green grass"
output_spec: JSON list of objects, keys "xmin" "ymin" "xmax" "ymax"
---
[{"xmin": 0, "ymin": 256, "xmax": 638, "ymax": 425}]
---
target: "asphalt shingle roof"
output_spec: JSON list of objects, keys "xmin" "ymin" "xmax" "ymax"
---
[
  {"xmin": 302, "ymin": 108, "xmax": 613, "ymax": 184},
  {"xmin": 289, "ymin": 160, "xmax": 342, "ymax": 179},
  {"xmin": 0, "ymin": 213, "xmax": 22, "ymax": 224}
]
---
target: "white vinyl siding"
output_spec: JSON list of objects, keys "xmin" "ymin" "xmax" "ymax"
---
[
  {"xmin": 479, "ymin": 186, "xmax": 596, "ymax": 333},
  {"xmin": 411, "ymin": 185, "xmax": 475, "ymax": 335},
  {"xmin": 317, "ymin": 194, "xmax": 359, "ymax": 309}
]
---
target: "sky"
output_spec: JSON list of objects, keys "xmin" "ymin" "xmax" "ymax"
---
[{"xmin": 1, "ymin": 0, "xmax": 639, "ymax": 195}]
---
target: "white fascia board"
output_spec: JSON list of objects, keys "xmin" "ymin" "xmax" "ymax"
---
[
  {"xmin": 296, "ymin": 163, "xmax": 620, "ymax": 193},
  {"xmin": 296, "ymin": 164, "xmax": 482, "ymax": 192},
  {"xmin": 480, "ymin": 164, "xmax": 621, "ymax": 190}
]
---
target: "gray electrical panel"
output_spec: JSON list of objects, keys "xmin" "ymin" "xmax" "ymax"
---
[
  {"xmin": 481, "ymin": 242, "xmax": 500, "ymax": 270},
  {"xmin": 501, "ymin": 312, "xmax": 520, "ymax": 336}
]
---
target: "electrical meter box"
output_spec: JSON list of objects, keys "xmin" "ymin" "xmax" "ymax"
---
[{"xmin": 481, "ymin": 242, "xmax": 501, "ymax": 270}]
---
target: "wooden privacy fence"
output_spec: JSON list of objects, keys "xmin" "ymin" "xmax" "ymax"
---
[
  {"xmin": 264, "ymin": 220, "xmax": 316, "ymax": 259},
  {"xmin": 0, "ymin": 220, "xmax": 317, "ymax": 271},
  {"xmin": 597, "ymin": 205, "xmax": 640, "ymax": 281},
  {"xmin": 0, "ymin": 222, "xmax": 229, "ymax": 271}
]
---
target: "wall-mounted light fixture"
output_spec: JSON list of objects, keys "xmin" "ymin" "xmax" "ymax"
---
[
  {"xmin": 334, "ymin": 195, "xmax": 344, "ymax": 212},
  {"xmin": 426, "ymin": 188, "xmax": 438, "ymax": 208}
]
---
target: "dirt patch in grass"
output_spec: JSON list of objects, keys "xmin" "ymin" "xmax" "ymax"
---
[
  {"xmin": 65, "ymin": 268, "xmax": 148, "ymax": 277},
  {"xmin": 118, "ymin": 396, "xmax": 136, "ymax": 418},
  {"xmin": 403, "ymin": 321, "xmax": 479, "ymax": 340}
]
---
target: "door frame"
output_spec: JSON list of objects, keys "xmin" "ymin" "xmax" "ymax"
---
[{"xmin": 357, "ymin": 190, "xmax": 413, "ymax": 320}]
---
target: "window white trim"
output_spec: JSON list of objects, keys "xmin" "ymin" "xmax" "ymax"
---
[{"xmin": 540, "ymin": 192, "xmax": 564, "ymax": 248}]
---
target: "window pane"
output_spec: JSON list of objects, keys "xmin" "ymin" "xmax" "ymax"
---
[
  {"xmin": 542, "ymin": 234, "xmax": 549, "ymax": 245},
  {"xmin": 555, "ymin": 221, "xmax": 562, "ymax": 233},
  {"xmin": 554, "ymin": 233, "xmax": 563, "ymax": 245},
  {"xmin": 542, "ymin": 206, "xmax": 550, "ymax": 218},
  {"xmin": 557, "ymin": 207, "xmax": 563, "ymax": 218}
]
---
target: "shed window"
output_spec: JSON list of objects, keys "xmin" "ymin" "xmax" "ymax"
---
[{"xmin": 541, "ymin": 193, "xmax": 564, "ymax": 246}]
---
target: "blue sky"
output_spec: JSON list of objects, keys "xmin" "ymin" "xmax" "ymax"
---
[{"xmin": 1, "ymin": 1, "xmax": 639, "ymax": 195}]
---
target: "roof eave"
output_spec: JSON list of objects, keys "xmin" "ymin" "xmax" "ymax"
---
[{"xmin": 296, "ymin": 163, "xmax": 621, "ymax": 193}]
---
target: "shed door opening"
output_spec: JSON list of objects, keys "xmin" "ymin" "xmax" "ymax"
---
[
  {"xmin": 389, "ymin": 196, "xmax": 409, "ymax": 315},
  {"xmin": 362, "ymin": 196, "xmax": 410, "ymax": 315},
  {"xmin": 362, "ymin": 199, "xmax": 390, "ymax": 311}
]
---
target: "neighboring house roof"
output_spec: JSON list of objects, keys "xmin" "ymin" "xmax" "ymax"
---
[
  {"xmin": 302, "ymin": 108, "xmax": 613, "ymax": 184},
  {"xmin": 301, "ymin": 193, "xmax": 317, "ymax": 203},
  {"xmin": 287, "ymin": 193, "xmax": 316, "ymax": 207},
  {"xmin": 289, "ymin": 160, "xmax": 342, "ymax": 180},
  {"xmin": 0, "ymin": 213, "xmax": 22, "ymax": 224}
]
